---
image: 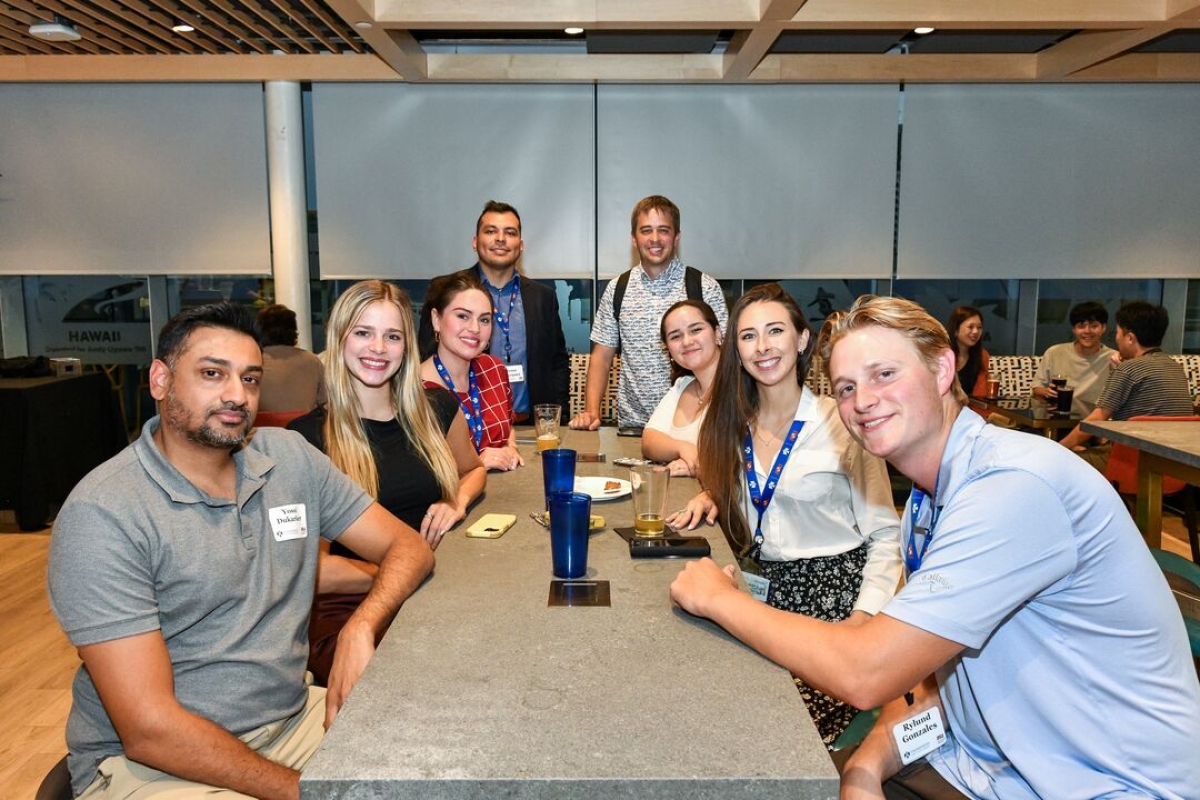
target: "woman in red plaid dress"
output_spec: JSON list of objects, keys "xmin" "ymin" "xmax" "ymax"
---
[{"xmin": 421, "ymin": 272, "xmax": 523, "ymax": 472}]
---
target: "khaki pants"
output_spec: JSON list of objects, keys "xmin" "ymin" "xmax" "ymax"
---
[
  {"xmin": 79, "ymin": 686, "xmax": 326, "ymax": 799},
  {"xmin": 1076, "ymin": 442, "xmax": 1113, "ymax": 474}
]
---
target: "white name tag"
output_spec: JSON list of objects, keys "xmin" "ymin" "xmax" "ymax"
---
[
  {"xmin": 269, "ymin": 504, "xmax": 308, "ymax": 542},
  {"xmin": 506, "ymin": 364, "xmax": 526, "ymax": 384},
  {"xmin": 892, "ymin": 705, "xmax": 947, "ymax": 765},
  {"xmin": 742, "ymin": 571, "xmax": 771, "ymax": 603}
]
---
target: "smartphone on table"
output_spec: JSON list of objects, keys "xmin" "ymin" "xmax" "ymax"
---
[{"xmin": 466, "ymin": 513, "xmax": 517, "ymax": 539}]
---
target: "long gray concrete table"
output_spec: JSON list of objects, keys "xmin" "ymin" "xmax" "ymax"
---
[
  {"xmin": 301, "ymin": 427, "xmax": 839, "ymax": 799},
  {"xmin": 1081, "ymin": 419, "xmax": 1200, "ymax": 549}
]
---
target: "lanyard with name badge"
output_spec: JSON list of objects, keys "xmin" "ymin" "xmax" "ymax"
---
[
  {"xmin": 482, "ymin": 270, "xmax": 525, "ymax": 385},
  {"xmin": 892, "ymin": 476, "xmax": 948, "ymax": 766},
  {"xmin": 485, "ymin": 271, "xmax": 520, "ymax": 365},
  {"xmin": 739, "ymin": 419, "xmax": 804, "ymax": 602},
  {"xmin": 434, "ymin": 355, "xmax": 484, "ymax": 450},
  {"xmin": 905, "ymin": 477, "xmax": 941, "ymax": 574}
]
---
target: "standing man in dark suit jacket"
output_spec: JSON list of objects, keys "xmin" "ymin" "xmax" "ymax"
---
[{"xmin": 419, "ymin": 201, "xmax": 570, "ymax": 422}]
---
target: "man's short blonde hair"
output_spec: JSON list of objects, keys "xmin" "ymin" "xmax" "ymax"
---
[{"xmin": 818, "ymin": 294, "xmax": 968, "ymax": 405}]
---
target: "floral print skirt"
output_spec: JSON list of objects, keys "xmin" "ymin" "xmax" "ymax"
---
[{"xmin": 756, "ymin": 542, "xmax": 868, "ymax": 748}]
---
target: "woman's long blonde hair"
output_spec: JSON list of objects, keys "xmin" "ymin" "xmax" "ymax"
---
[{"xmin": 322, "ymin": 280, "xmax": 458, "ymax": 501}]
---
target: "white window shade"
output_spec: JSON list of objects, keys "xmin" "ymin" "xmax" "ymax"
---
[
  {"xmin": 311, "ymin": 84, "xmax": 596, "ymax": 280},
  {"xmin": 898, "ymin": 84, "xmax": 1200, "ymax": 279},
  {"xmin": 0, "ymin": 84, "xmax": 270, "ymax": 276},
  {"xmin": 595, "ymin": 85, "xmax": 900, "ymax": 280}
]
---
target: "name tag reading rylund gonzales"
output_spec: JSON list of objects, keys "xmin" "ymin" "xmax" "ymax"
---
[
  {"xmin": 892, "ymin": 706, "xmax": 946, "ymax": 765},
  {"xmin": 269, "ymin": 504, "xmax": 309, "ymax": 542}
]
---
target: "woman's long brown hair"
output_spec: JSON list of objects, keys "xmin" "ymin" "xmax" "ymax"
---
[{"xmin": 696, "ymin": 283, "xmax": 814, "ymax": 556}]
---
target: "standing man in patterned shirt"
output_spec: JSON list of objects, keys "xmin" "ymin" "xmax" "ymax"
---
[
  {"xmin": 569, "ymin": 195, "xmax": 727, "ymax": 431},
  {"xmin": 418, "ymin": 201, "xmax": 571, "ymax": 421},
  {"xmin": 1059, "ymin": 300, "xmax": 1193, "ymax": 470}
]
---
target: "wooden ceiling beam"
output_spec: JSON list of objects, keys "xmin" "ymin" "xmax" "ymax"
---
[
  {"xmin": 322, "ymin": 0, "xmax": 423, "ymax": 79},
  {"xmin": 215, "ymin": 0, "xmax": 318, "ymax": 54},
  {"xmin": 723, "ymin": 24, "xmax": 781, "ymax": 81},
  {"xmin": 752, "ymin": 52, "xmax": 1036, "ymax": 82},
  {"xmin": 109, "ymin": 0, "xmax": 228, "ymax": 54},
  {"xmin": 289, "ymin": 0, "xmax": 366, "ymax": 54},
  {"xmin": 1036, "ymin": 26, "xmax": 1168, "ymax": 78},
  {"xmin": 171, "ymin": 0, "xmax": 269, "ymax": 53},
  {"xmin": 258, "ymin": 0, "xmax": 340, "ymax": 52},
  {"xmin": 0, "ymin": 52, "xmax": 397, "ymax": 80},
  {"xmin": 369, "ymin": 0, "xmax": 753, "ymax": 27},
  {"xmin": 425, "ymin": 52, "xmax": 724, "ymax": 82},
  {"xmin": 59, "ymin": 0, "xmax": 199, "ymax": 54}
]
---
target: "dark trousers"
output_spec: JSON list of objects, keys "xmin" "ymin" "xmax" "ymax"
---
[{"xmin": 831, "ymin": 747, "xmax": 969, "ymax": 800}]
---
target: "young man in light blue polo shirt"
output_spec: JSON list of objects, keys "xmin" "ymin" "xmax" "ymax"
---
[{"xmin": 671, "ymin": 295, "xmax": 1199, "ymax": 799}]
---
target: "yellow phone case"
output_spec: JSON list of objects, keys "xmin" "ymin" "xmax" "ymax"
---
[{"xmin": 466, "ymin": 513, "xmax": 517, "ymax": 538}]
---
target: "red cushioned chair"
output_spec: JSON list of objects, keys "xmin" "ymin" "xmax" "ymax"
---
[
  {"xmin": 254, "ymin": 409, "xmax": 308, "ymax": 428},
  {"xmin": 1104, "ymin": 415, "xmax": 1200, "ymax": 564}
]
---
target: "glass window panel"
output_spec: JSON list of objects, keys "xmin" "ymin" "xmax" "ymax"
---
[
  {"xmin": 1034, "ymin": 279, "xmax": 1162, "ymax": 356},
  {"xmin": 892, "ymin": 279, "xmax": 1021, "ymax": 355}
]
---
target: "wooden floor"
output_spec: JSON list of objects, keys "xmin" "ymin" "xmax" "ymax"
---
[
  {"xmin": 0, "ymin": 527, "xmax": 79, "ymax": 799},
  {"xmin": 1, "ymin": 515, "xmax": 1195, "ymax": 800}
]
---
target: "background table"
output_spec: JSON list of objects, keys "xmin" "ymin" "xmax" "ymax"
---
[
  {"xmin": 1081, "ymin": 419, "xmax": 1200, "ymax": 549},
  {"xmin": 0, "ymin": 372, "xmax": 127, "ymax": 530},
  {"xmin": 300, "ymin": 428, "xmax": 839, "ymax": 800},
  {"xmin": 968, "ymin": 395, "xmax": 1081, "ymax": 438}
]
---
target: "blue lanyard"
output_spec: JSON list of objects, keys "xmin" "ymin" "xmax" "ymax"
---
[
  {"xmin": 483, "ymin": 270, "xmax": 520, "ymax": 364},
  {"xmin": 433, "ymin": 355, "xmax": 484, "ymax": 450},
  {"xmin": 906, "ymin": 479, "xmax": 941, "ymax": 574},
  {"xmin": 743, "ymin": 419, "xmax": 805, "ymax": 554}
]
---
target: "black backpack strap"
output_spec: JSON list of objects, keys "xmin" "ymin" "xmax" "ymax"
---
[
  {"xmin": 611, "ymin": 270, "xmax": 632, "ymax": 323},
  {"xmin": 684, "ymin": 266, "xmax": 703, "ymax": 302}
]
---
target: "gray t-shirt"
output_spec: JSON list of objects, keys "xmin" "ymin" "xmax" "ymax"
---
[{"xmin": 48, "ymin": 418, "xmax": 373, "ymax": 795}]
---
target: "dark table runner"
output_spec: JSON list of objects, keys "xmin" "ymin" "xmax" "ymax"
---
[{"xmin": 0, "ymin": 372, "xmax": 127, "ymax": 530}]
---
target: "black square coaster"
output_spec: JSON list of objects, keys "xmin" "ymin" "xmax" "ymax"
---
[{"xmin": 548, "ymin": 580, "xmax": 611, "ymax": 607}]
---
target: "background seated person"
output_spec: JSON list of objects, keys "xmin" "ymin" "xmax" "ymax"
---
[
  {"xmin": 421, "ymin": 272, "xmax": 522, "ymax": 472},
  {"xmin": 641, "ymin": 299, "xmax": 722, "ymax": 477},
  {"xmin": 1059, "ymin": 299, "xmax": 1193, "ymax": 471},
  {"xmin": 48, "ymin": 303, "xmax": 433, "ymax": 799},
  {"xmin": 257, "ymin": 303, "xmax": 326, "ymax": 413},
  {"xmin": 947, "ymin": 306, "xmax": 989, "ymax": 398},
  {"xmin": 291, "ymin": 280, "xmax": 485, "ymax": 686},
  {"xmin": 1031, "ymin": 300, "xmax": 1113, "ymax": 416}
]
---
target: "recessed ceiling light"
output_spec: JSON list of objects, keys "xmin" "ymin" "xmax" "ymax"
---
[
  {"xmin": 913, "ymin": 26, "xmax": 935, "ymax": 35},
  {"xmin": 564, "ymin": 27, "xmax": 584, "ymax": 36},
  {"xmin": 354, "ymin": 20, "xmax": 373, "ymax": 30},
  {"xmin": 172, "ymin": 22, "xmax": 195, "ymax": 33}
]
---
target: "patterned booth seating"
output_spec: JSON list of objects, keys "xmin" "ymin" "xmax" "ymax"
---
[
  {"xmin": 1171, "ymin": 354, "xmax": 1200, "ymax": 404},
  {"xmin": 568, "ymin": 353, "xmax": 621, "ymax": 424},
  {"xmin": 805, "ymin": 356, "xmax": 832, "ymax": 398},
  {"xmin": 988, "ymin": 355, "xmax": 1041, "ymax": 398}
]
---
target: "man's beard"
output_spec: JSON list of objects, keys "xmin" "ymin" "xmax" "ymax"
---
[{"xmin": 163, "ymin": 389, "xmax": 250, "ymax": 449}]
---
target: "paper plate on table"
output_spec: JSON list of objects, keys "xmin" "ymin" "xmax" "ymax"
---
[{"xmin": 573, "ymin": 476, "xmax": 631, "ymax": 501}]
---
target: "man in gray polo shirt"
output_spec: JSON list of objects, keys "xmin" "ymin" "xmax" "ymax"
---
[{"xmin": 48, "ymin": 303, "xmax": 434, "ymax": 799}]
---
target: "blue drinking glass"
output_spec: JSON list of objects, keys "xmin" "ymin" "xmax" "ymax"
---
[
  {"xmin": 548, "ymin": 491, "xmax": 591, "ymax": 579},
  {"xmin": 541, "ymin": 448, "xmax": 576, "ymax": 509}
]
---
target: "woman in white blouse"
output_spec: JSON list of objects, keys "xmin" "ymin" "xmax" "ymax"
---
[
  {"xmin": 669, "ymin": 283, "xmax": 901, "ymax": 747},
  {"xmin": 641, "ymin": 300, "xmax": 722, "ymax": 477}
]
